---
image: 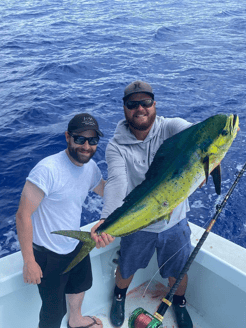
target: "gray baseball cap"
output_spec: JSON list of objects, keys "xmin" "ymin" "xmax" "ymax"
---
[{"xmin": 123, "ymin": 80, "xmax": 154, "ymax": 102}]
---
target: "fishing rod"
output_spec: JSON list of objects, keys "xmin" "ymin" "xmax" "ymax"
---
[{"xmin": 128, "ymin": 162, "xmax": 246, "ymax": 328}]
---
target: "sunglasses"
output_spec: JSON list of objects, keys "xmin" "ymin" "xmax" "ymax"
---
[
  {"xmin": 125, "ymin": 99, "xmax": 154, "ymax": 110},
  {"xmin": 68, "ymin": 132, "xmax": 99, "ymax": 146}
]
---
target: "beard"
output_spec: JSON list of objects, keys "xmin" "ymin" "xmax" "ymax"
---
[
  {"xmin": 125, "ymin": 107, "xmax": 156, "ymax": 131},
  {"xmin": 67, "ymin": 143, "xmax": 96, "ymax": 164}
]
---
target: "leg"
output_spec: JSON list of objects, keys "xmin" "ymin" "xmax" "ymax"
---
[
  {"xmin": 65, "ymin": 253, "xmax": 102, "ymax": 328},
  {"xmin": 171, "ymin": 275, "xmax": 193, "ymax": 328},
  {"xmin": 115, "ymin": 266, "xmax": 134, "ymax": 289},
  {"xmin": 110, "ymin": 266, "xmax": 133, "ymax": 327},
  {"xmin": 168, "ymin": 273, "xmax": 188, "ymax": 296},
  {"xmin": 110, "ymin": 232, "xmax": 157, "ymax": 327},
  {"xmin": 34, "ymin": 249, "xmax": 68, "ymax": 328},
  {"xmin": 156, "ymin": 220, "xmax": 193, "ymax": 327},
  {"xmin": 67, "ymin": 292, "xmax": 102, "ymax": 328}
]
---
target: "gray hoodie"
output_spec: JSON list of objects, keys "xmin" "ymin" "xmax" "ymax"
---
[{"xmin": 101, "ymin": 115, "xmax": 193, "ymax": 233}]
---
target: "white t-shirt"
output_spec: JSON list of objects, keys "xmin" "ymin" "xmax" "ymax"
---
[{"xmin": 27, "ymin": 150, "xmax": 102, "ymax": 254}]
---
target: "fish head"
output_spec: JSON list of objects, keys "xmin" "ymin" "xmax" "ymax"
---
[
  {"xmin": 196, "ymin": 114, "xmax": 239, "ymax": 189},
  {"xmin": 204, "ymin": 114, "xmax": 239, "ymax": 160}
]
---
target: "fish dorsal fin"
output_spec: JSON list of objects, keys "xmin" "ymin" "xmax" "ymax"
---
[
  {"xmin": 144, "ymin": 124, "xmax": 196, "ymax": 182},
  {"xmin": 211, "ymin": 164, "xmax": 221, "ymax": 195}
]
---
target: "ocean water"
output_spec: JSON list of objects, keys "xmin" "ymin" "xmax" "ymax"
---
[{"xmin": 0, "ymin": 0, "xmax": 246, "ymax": 258}]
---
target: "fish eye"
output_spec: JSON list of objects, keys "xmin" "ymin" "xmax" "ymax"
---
[{"xmin": 221, "ymin": 130, "xmax": 228, "ymax": 136}]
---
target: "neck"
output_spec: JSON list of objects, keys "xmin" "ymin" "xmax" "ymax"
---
[
  {"xmin": 129, "ymin": 125, "xmax": 152, "ymax": 141},
  {"xmin": 65, "ymin": 149, "xmax": 84, "ymax": 167}
]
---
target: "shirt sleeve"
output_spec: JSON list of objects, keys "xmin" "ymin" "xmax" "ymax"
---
[
  {"xmin": 101, "ymin": 142, "xmax": 128, "ymax": 219},
  {"xmin": 167, "ymin": 117, "xmax": 193, "ymax": 137},
  {"xmin": 26, "ymin": 164, "xmax": 54, "ymax": 196}
]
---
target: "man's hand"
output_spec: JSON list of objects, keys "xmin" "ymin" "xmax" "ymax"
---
[
  {"xmin": 23, "ymin": 260, "xmax": 43, "ymax": 285},
  {"xmin": 199, "ymin": 179, "xmax": 206, "ymax": 188},
  {"xmin": 91, "ymin": 220, "xmax": 115, "ymax": 249}
]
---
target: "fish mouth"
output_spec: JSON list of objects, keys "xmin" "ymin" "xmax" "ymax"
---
[
  {"xmin": 227, "ymin": 114, "xmax": 239, "ymax": 135},
  {"xmin": 233, "ymin": 114, "xmax": 238, "ymax": 127}
]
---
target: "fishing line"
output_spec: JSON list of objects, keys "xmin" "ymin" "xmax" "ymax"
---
[
  {"xmin": 142, "ymin": 200, "xmax": 221, "ymax": 297},
  {"xmin": 142, "ymin": 162, "xmax": 246, "ymax": 298},
  {"xmin": 142, "ymin": 226, "xmax": 210, "ymax": 298}
]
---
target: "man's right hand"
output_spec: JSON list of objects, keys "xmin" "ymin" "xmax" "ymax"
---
[
  {"xmin": 91, "ymin": 220, "xmax": 115, "ymax": 249},
  {"xmin": 23, "ymin": 260, "xmax": 43, "ymax": 285}
]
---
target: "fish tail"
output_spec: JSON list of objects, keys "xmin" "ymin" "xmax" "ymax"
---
[{"xmin": 51, "ymin": 230, "xmax": 96, "ymax": 273}]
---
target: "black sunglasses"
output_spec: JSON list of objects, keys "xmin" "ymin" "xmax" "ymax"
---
[
  {"xmin": 68, "ymin": 132, "xmax": 99, "ymax": 146},
  {"xmin": 125, "ymin": 99, "xmax": 154, "ymax": 110}
]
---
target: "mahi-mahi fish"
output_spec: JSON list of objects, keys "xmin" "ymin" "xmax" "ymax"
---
[{"xmin": 52, "ymin": 113, "xmax": 239, "ymax": 273}]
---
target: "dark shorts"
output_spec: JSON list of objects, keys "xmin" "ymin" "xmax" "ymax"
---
[
  {"xmin": 33, "ymin": 242, "xmax": 92, "ymax": 328},
  {"xmin": 119, "ymin": 218, "xmax": 192, "ymax": 279}
]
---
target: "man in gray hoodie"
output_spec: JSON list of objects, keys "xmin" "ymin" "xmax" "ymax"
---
[{"xmin": 100, "ymin": 81, "xmax": 193, "ymax": 328}]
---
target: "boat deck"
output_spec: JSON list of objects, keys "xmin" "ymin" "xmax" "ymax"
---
[{"xmin": 88, "ymin": 280, "xmax": 214, "ymax": 328}]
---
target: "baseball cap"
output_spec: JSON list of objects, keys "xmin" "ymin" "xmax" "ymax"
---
[
  {"xmin": 68, "ymin": 113, "xmax": 104, "ymax": 137},
  {"xmin": 123, "ymin": 80, "xmax": 154, "ymax": 102}
]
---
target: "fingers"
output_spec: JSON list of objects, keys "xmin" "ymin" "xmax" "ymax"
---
[
  {"xmin": 94, "ymin": 233, "xmax": 115, "ymax": 249},
  {"xmin": 199, "ymin": 179, "xmax": 206, "ymax": 188},
  {"xmin": 23, "ymin": 261, "xmax": 43, "ymax": 285},
  {"xmin": 24, "ymin": 274, "xmax": 42, "ymax": 284},
  {"xmin": 90, "ymin": 220, "xmax": 115, "ymax": 249},
  {"xmin": 91, "ymin": 220, "xmax": 104, "ymax": 241}
]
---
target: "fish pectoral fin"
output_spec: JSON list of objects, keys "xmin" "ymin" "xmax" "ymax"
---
[
  {"xmin": 210, "ymin": 164, "xmax": 222, "ymax": 195},
  {"xmin": 51, "ymin": 230, "xmax": 96, "ymax": 273},
  {"xmin": 203, "ymin": 156, "xmax": 209, "ymax": 184},
  {"xmin": 156, "ymin": 213, "xmax": 171, "ymax": 223}
]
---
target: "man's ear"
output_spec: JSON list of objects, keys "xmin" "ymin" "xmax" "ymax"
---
[{"xmin": 65, "ymin": 131, "xmax": 70, "ymax": 143}]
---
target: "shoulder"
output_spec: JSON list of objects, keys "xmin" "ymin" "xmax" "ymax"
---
[
  {"xmin": 157, "ymin": 116, "xmax": 192, "ymax": 136},
  {"xmin": 27, "ymin": 152, "xmax": 66, "ymax": 195},
  {"xmin": 28, "ymin": 151, "xmax": 67, "ymax": 183},
  {"xmin": 35, "ymin": 151, "xmax": 65, "ymax": 169}
]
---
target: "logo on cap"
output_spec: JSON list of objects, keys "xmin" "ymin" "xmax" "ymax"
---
[
  {"xmin": 134, "ymin": 82, "xmax": 141, "ymax": 90},
  {"xmin": 82, "ymin": 116, "xmax": 96, "ymax": 126}
]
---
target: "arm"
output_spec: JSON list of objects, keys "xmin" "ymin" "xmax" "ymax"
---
[
  {"xmin": 91, "ymin": 143, "xmax": 128, "ymax": 247},
  {"xmin": 16, "ymin": 180, "xmax": 45, "ymax": 284},
  {"xmin": 101, "ymin": 143, "xmax": 128, "ymax": 219},
  {"xmin": 93, "ymin": 178, "xmax": 106, "ymax": 197},
  {"xmin": 92, "ymin": 178, "xmax": 116, "ymax": 248}
]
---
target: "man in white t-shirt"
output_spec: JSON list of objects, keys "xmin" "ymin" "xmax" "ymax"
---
[
  {"xmin": 16, "ymin": 113, "xmax": 113, "ymax": 328},
  {"xmin": 94, "ymin": 81, "xmax": 194, "ymax": 328}
]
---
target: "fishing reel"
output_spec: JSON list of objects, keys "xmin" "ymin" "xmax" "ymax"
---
[{"xmin": 128, "ymin": 308, "xmax": 163, "ymax": 328}]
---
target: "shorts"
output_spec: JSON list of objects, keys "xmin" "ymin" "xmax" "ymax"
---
[
  {"xmin": 33, "ymin": 242, "xmax": 92, "ymax": 328},
  {"xmin": 118, "ymin": 218, "xmax": 192, "ymax": 279}
]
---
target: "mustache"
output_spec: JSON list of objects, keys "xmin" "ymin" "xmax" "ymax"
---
[
  {"xmin": 77, "ymin": 148, "xmax": 94, "ymax": 154},
  {"xmin": 133, "ymin": 111, "xmax": 148, "ymax": 116}
]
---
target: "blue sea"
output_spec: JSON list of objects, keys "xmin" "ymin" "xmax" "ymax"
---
[{"xmin": 1, "ymin": 0, "xmax": 246, "ymax": 258}]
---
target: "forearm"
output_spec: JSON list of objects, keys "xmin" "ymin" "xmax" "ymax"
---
[
  {"xmin": 101, "ymin": 176, "xmax": 127, "ymax": 219},
  {"xmin": 101, "ymin": 143, "xmax": 128, "ymax": 219},
  {"xmin": 16, "ymin": 211, "xmax": 35, "ymax": 264}
]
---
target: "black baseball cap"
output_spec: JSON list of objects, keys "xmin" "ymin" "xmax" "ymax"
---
[
  {"xmin": 68, "ymin": 113, "xmax": 104, "ymax": 137},
  {"xmin": 123, "ymin": 80, "xmax": 154, "ymax": 102}
]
